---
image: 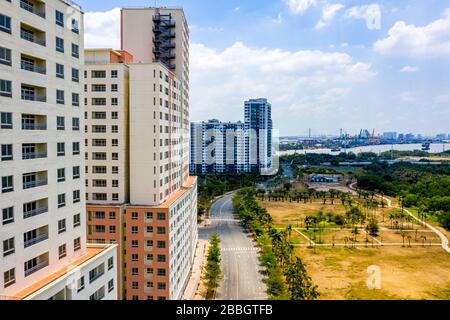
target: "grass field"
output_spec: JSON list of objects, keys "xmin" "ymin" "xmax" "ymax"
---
[{"xmin": 259, "ymin": 198, "xmax": 450, "ymax": 300}]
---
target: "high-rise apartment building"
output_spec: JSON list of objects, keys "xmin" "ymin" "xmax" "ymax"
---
[
  {"xmin": 190, "ymin": 99, "xmax": 273, "ymax": 176},
  {"xmin": 0, "ymin": 0, "xmax": 117, "ymax": 300},
  {"xmin": 84, "ymin": 7, "xmax": 198, "ymax": 300}
]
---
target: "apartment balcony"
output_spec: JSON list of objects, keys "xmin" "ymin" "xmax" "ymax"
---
[
  {"xmin": 144, "ymin": 258, "xmax": 153, "ymax": 266},
  {"xmin": 20, "ymin": 0, "xmax": 46, "ymax": 19},
  {"xmin": 21, "ymin": 55, "xmax": 46, "ymax": 75},
  {"xmin": 23, "ymin": 203, "xmax": 48, "ymax": 219},
  {"xmin": 21, "ymin": 85, "xmax": 46, "ymax": 102},
  {"xmin": 24, "ymin": 231, "xmax": 48, "ymax": 248},
  {"xmin": 22, "ymin": 171, "xmax": 47, "ymax": 189},
  {"xmin": 24, "ymin": 257, "xmax": 49, "ymax": 277},
  {"xmin": 144, "ymin": 244, "xmax": 153, "ymax": 251},
  {"xmin": 144, "ymin": 273, "xmax": 153, "ymax": 280},
  {"xmin": 144, "ymin": 231, "xmax": 153, "ymax": 238},
  {"xmin": 20, "ymin": 23, "xmax": 46, "ymax": 47},
  {"xmin": 21, "ymin": 114, "xmax": 47, "ymax": 130},
  {"xmin": 153, "ymin": 14, "xmax": 176, "ymax": 27},
  {"xmin": 144, "ymin": 286, "xmax": 153, "ymax": 293},
  {"xmin": 22, "ymin": 143, "xmax": 47, "ymax": 160}
]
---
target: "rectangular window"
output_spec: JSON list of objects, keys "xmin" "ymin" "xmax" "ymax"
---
[
  {"xmin": 92, "ymin": 84, "xmax": 106, "ymax": 92},
  {"xmin": 111, "ymin": 70, "xmax": 118, "ymax": 78},
  {"xmin": 56, "ymin": 90, "xmax": 65, "ymax": 104},
  {"xmin": 3, "ymin": 237, "xmax": 14, "ymax": 257},
  {"xmin": 58, "ymin": 193, "xmax": 66, "ymax": 208},
  {"xmin": 111, "ymin": 98, "xmax": 118, "ymax": 106},
  {"xmin": 2, "ymin": 207, "xmax": 14, "ymax": 225},
  {"xmin": 111, "ymin": 84, "xmax": 118, "ymax": 92},
  {"xmin": 74, "ymin": 237, "xmax": 81, "ymax": 251},
  {"xmin": 55, "ymin": 10, "xmax": 64, "ymax": 27},
  {"xmin": 157, "ymin": 212, "xmax": 166, "ymax": 221},
  {"xmin": 71, "ymin": 68, "xmax": 79, "ymax": 82},
  {"xmin": 92, "ymin": 98, "xmax": 106, "ymax": 106},
  {"xmin": 0, "ymin": 14, "xmax": 12, "ymax": 34},
  {"xmin": 57, "ymin": 142, "xmax": 65, "ymax": 156},
  {"xmin": 3, "ymin": 268, "xmax": 15, "ymax": 288},
  {"xmin": 73, "ymin": 190, "xmax": 80, "ymax": 203},
  {"xmin": 77, "ymin": 276, "xmax": 84, "ymax": 292},
  {"xmin": 2, "ymin": 175, "xmax": 13, "ymax": 193},
  {"xmin": 1, "ymin": 112, "xmax": 12, "ymax": 128},
  {"xmin": 73, "ymin": 166, "xmax": 80, "ymax": 179},
  {"xmin": 1, "ymin": 144, "xmax": 13, "ymax": 161},
  {"xmin": 56, "ymin": 116, "xmax": 65, "ymax": 130},
  {"xmin": 72, "ymin": 93, "xmax": 79, "ymax": 106},
  {"xmin": 108, "ymin": 257, "xmax": 114, "ymax": 270},
  {"xmin": 72, "ymin": 118, "xmax": 80, "ymax": 131},
  {"xmin": 71, "ymin": 43, "xmax": 79, "ymax": 58},
  {"xmin": 91, "ymin": 70, "xmax": 106, "ymax": 78},
  {"xmin": 56, "ymin": 37, "xmax": 64, "ymax": 53},
  {"xmin": 58, "ymin": 244, "xmax": 66, "ymax": 259},
  {"xmin": 72, "ymin": 142, "xmax": 80, "ymax": 155},
  {"xmin": 71, "ymin": 19, "xmax": 79, "ymax": 34},
  {"xmin": 111, "ymin": 112, "xmax": 118, "ymax": 119},
  {"xmin": 73, "ymin": 213, "xmax": 81, "ymax": 227},
  {"xmin": 108, "ymin": 279, "xmax": 114, "ymax": 292},
  {"xmin": 56, "ymin": 63, "xmax": 64, "ymax": 78},
  {"xmin": 57, "ymin": 168, "xmax": 65, "ymax": 182},
  {"xmin": 58, "ymin": 219, "xmax": 66, "ymax": 234},
  {"xmin": 0, "ymin": 79, "xmax": 12, "ymax": 97},
  {"xmin": 0, "ymin": 46, "xmax": 12, "ymax": 66}
]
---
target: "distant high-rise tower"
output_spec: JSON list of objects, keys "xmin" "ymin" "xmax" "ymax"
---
[{"xmin": 244, "ymin": 98, "xmax": 272, "ymax": 173}]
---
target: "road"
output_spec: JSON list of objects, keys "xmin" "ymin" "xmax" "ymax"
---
[{"xmin": 199, "ymin": 193, "xmax": 267, "ymax": 300}]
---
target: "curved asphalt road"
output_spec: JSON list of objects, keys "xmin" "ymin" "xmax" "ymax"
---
[{"xmin": 198, "ymin": 193, "xmax": 267, "ymax": 300}]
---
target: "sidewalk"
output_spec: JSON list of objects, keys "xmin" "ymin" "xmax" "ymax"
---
[{"xmin": 181, "ymin": 239, "xmax": 210, "ymax": 300}]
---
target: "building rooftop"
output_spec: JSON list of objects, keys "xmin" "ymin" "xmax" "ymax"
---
[{"xmin": 1, "ymin": 244, "xmax": 115, "ymax": 300}]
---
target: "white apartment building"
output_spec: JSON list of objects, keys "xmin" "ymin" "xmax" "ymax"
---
[{"xmin": 0, "ymin": 0, "xmax": 117, "ymax": 300}]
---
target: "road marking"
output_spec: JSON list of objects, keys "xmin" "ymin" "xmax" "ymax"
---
[
  {"xmin": 220, "ymin": 247, "xmax": 259, "ymax": 252},
  {"xmin": 211, "ymin": 218, "xmax": 241, "ymax": 222}
]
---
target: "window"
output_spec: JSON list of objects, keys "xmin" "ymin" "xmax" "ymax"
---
[
  {"xmin": 132, "ymin": 282, "xmax": 139, "ymax": 289},
  {"xmin": 77, "ymin": 276, "xmax": 85, "ymax": 292},
  {"xmin": 1, "ymin": 112, "xmax": 12, "ymax": 128},
  {"xmin": 73, "ymin": 166, "xmax": 80, "ymax": 179},
  {"xmin": 74, "ymin": 237, "xmax": 81, "ymax": 251},
  {"xmin": 0, "ymin": 14, "xmax": 11, "ymax": 34},
  {"xmin": 157, "ymin": 212, "xmax": 166, "ymax": 220},
  {"xmin": 93, "ymin": 193, "xmax": 107, "ymax": 201},
  {"xmin": 132, "ymin": 254, "xmax": 139, "ymax": 261},
  {"xmin": 131, "ymin": 268, "xmax": 139, "ymax": 276},
  {"xmin": 56, "ymin": 63, "xmax": 64, "ymax": 78},
  {"xmin": 3, "ymin": 268, "xmax": 15, "ymax": 288},
  {"xmin": 92, "ymin": 84, "xmax": 106, "ymax": 92},
  {"xmin": 131, "ymin": 226, "xmax": 138, "ymax": 234},
  {"xmin": 0, "ymin": 46, "xmax": 12, "ymax": 66},
  {"xmin": 0, "ymin": 79, "xmax": 12, "ymax": 98},
  {"xmin": 111, "ymin": 70, "xmax": 118, "ymax": 78},
  {"xmin": 112, "ymin": 153, "xmax": 118, "ymax": 160},
  {"xmin": 72, "ymin": 68, "xmax": 79, "ymax": 82},
  {"xmin": 2, "ymin": 207, "xmax": 14, "ymax": 225},
  {"xmin": 72, "ymin": 93, "xmax": 80, "ymax": 106},
  {"xmin": 157, "ymin": 268, "xmax": 166, "ymax": 276},
  {"xmin": 56, "ymin": 37, "xmax": 64, "ymax": 53},
  {"xmin": 112, "ymin": 193, "xmax": 119, "ymax": 201},
  {"xmin": 109, "ymin": 212, "xmax": 116, "ymax": 219},
  {"xmin": 92, "ymin": 98, "xmax": 106, "ymax": 106},
  {"xmin": 90, "ymin": 286, "xmax": 105, "ymax": 301},
  {"xmin": 58, "ymin": 193, "xmax": 66, "ymax": 208},
  {"xmin": 72, "ymin": 142, "xmax": 80, "ymax": 156},
  {"xmin": 146, "ymin": 212, "xmax": 153, "ymax": 220},
  {"xmin": 56, "ymin": 90, "xmax": 65, "ymax": 104},
  {"xmin": 57, "ymin": 142, "xmax": 65, "ymax": 156},
  {"xmin": 111, "ymin": 84, "xmax": 118, "ymax": 92},
  {"xmin": 73, "ymin": 190, "xmax": 80, "ymax": 203},
  {"xmin": 157, "ymin": 227, "xmax": 166, "ymax": 235},
  {"xmin": 57, "ymin": 168, "xmax": 65, "ymax": 182},
  {"xmin": 92, "ymin": 70, "xmax": 106, "ymax": 78},
  {"xmin": 108, "ymin": 257, "xmax": 114, "ymax": 270},
  {"xmin": 112, "ymin": 180, "xmax": 119, "ymax": 188},
  {"xmin": 111, "ymin": 98, "xmax": 118, "ymax": 106},
  {"xmin": 73, "ymin": 213, "xmax": 81, "ymax": 227},
  {"xmin": 89, "ymin": 264, "xmax": 105, "ymax": 283},
  {"xmin": 157, "ymin": 255, "xmax": 166, "ymax": 263},
  {"xmin": 1, "ymin": 144, "xmax": 13, "ymax": 161},
  {"xmin": 58, "ymin": 244, "xmax": 66, "ymax": 259},
  {"xmin": 3, "ymin": 237, "xmax": 14, "ymax": 257},
  {"xmin": 72, "ymin": 118, "xmax": 80, "ymax": 131},
  {"xmin": 111, "ymin": 112, "xmax": 118, "ymax": 119},
  {"xmin": 131, "ymin": 212, "xmax": 138, "ymax": 220},
  {"xmin": 58, "ymin": 219, "xmax": 66, "ymax": 234},
  {"xmin": 112, "ymin": 166, "xmax": 119, "ymax": 174},
  {"xmin": 71, "ymin": 19, "xmax": 79, "ymax": 34},
  {"xmin": 108, "ymin": 279, "xmax": 114, "ymax": 293},
  {"xmin": 111, "ymin": 125, "xmax": 118, "ymax": 133},
  {"xmin": 112, "ymin": 139, "xmax": 118, "ymax": 147},
  {"xmin": 56, "ymin": 116, "xmax": 65, "ymax": 130},
  {"xmin": 55, "ymin": 10, "xmax": 64, "ymax": 27},
  {"xmin": 156, "ymin": 241, "xmax": 166, "ymax": 249},
  {"xmin": 157, "ymin": 282, "xmax": 166, "ymax": 290},
  {"xmin": 131, "ymin": 240, "xmax": 138, "ymax": 248},
  {"xmin": 72, "ymin": 43, "xmax": 79, "ymax": 58},
  {"xmin": 2, "ymin": 175, "xmax": 13, "ymax": 193}
]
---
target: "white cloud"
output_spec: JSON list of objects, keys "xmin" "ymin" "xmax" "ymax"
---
[
  {"xmin": 315, "ymin": 3, "xmax": 345, "ymax": 30},
  {"xmin": 400, "ymin": 66, "xmax": 419, "ymax": 73},
  {"xmin": 434, "ymin": 94, "xmax": 450, "ymax": 104},
  {"xmin": 284, "ymin": 0, "xmax": 317, "ymax": 15},
  {"xmin": 346, "ymin": 4, "xmax": 381, "ymax": 30},
  {"xmin": 84, "ymin": 8, "xmax": 121, "ymax": 49},
  {"xmin": 271, "ymin": 13, "xmax": 284, "ymax": 24},
  {"xmin": 341, "ymin": 42, "xmax": 349, "ymax": 48},
  {"xmin": 374, "ymin": 9, "xmax": 450, "ymax": 57},
  {"xmin": 190, "ymin": 41, "xmax": 375, "ymax": 123},
  {"xmin": 398, "ymin": 91, "xmax": 417, "ymax": 102}
]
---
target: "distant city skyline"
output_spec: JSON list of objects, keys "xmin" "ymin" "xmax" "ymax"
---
[{"xmin": 78, "ymin": 0, "xmax": 450, "ymax": 136}]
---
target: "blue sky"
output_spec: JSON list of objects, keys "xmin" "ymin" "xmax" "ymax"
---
[{"xmin": 78, "ymin": 0, "xmax": 450, "ymax": 136}]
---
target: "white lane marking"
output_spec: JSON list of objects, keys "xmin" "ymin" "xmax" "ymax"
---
[{"xmin": 221, "ymin": 247, "xmax": 260, "ymax": 252}]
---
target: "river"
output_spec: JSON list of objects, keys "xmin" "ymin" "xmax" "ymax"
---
[{"xmin": 278, "ymin": 143, "xmax": 448, "ymax": 156}]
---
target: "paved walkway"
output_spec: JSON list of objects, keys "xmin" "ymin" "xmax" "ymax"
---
[{"xmin": 181, "ymin": 239, "xmax": 209, "ymax": 300}]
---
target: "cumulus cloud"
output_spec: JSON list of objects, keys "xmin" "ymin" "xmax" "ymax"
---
[
  {"xmin": 84, "ymin": 8, "xmax": 121, "ymax": 49},
  {"xmin": 284, "ymin": 0, "xmax": 317, "ymax": 15},
  {"xmin": 346, "ymin": 4, "xmax": 381, "ymax": 30},
  {"xmin": 374, "ymin": 8, "xmax": 450, "ymax": 57},
  {"xmin": 190, "ymin": 41, "xmax": 375, "ymax": 123},
  {"xmin": 400, "ymin": 66, "xmax": 419, "ymax": 73},
  {"xmin": 315, "ymin": 3, "xmax": 345, "ymax": 30}
]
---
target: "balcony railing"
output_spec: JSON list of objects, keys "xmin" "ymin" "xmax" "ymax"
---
[
  {"xmin": 24, "ymin": 259, "xmax": 49, "ymax": 276},
  {"xmin": 23, "ymin": 178, "xmax": 47, "ymax": 189},
  {"xmin": 22, "ymin": 151, "xmax": 47, "ymax": 160},
  {"xmin": 21, "ymin": 61, "xmax": 46, "ymax": 75},
  {"xmin": 20, "ymin": 1, "xmax": 46, "ymax": 18},
  {"xmin": 22, "ymin": 123, "xmax": 47, "ymax": 130},
  {"xmin": 20, "ymin": 30, "xmax": 46, "ymax": 46},
  {"xmin": 21, "ymin": 92, "xmax": 46, "ymax": 102},
  {"xmin": 24, "ymin": 232, "xmax": 48, "ymax": 248},
  {"xmin": 23, "ymin": 206, "xmax": 48, "ymax": 219}
]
